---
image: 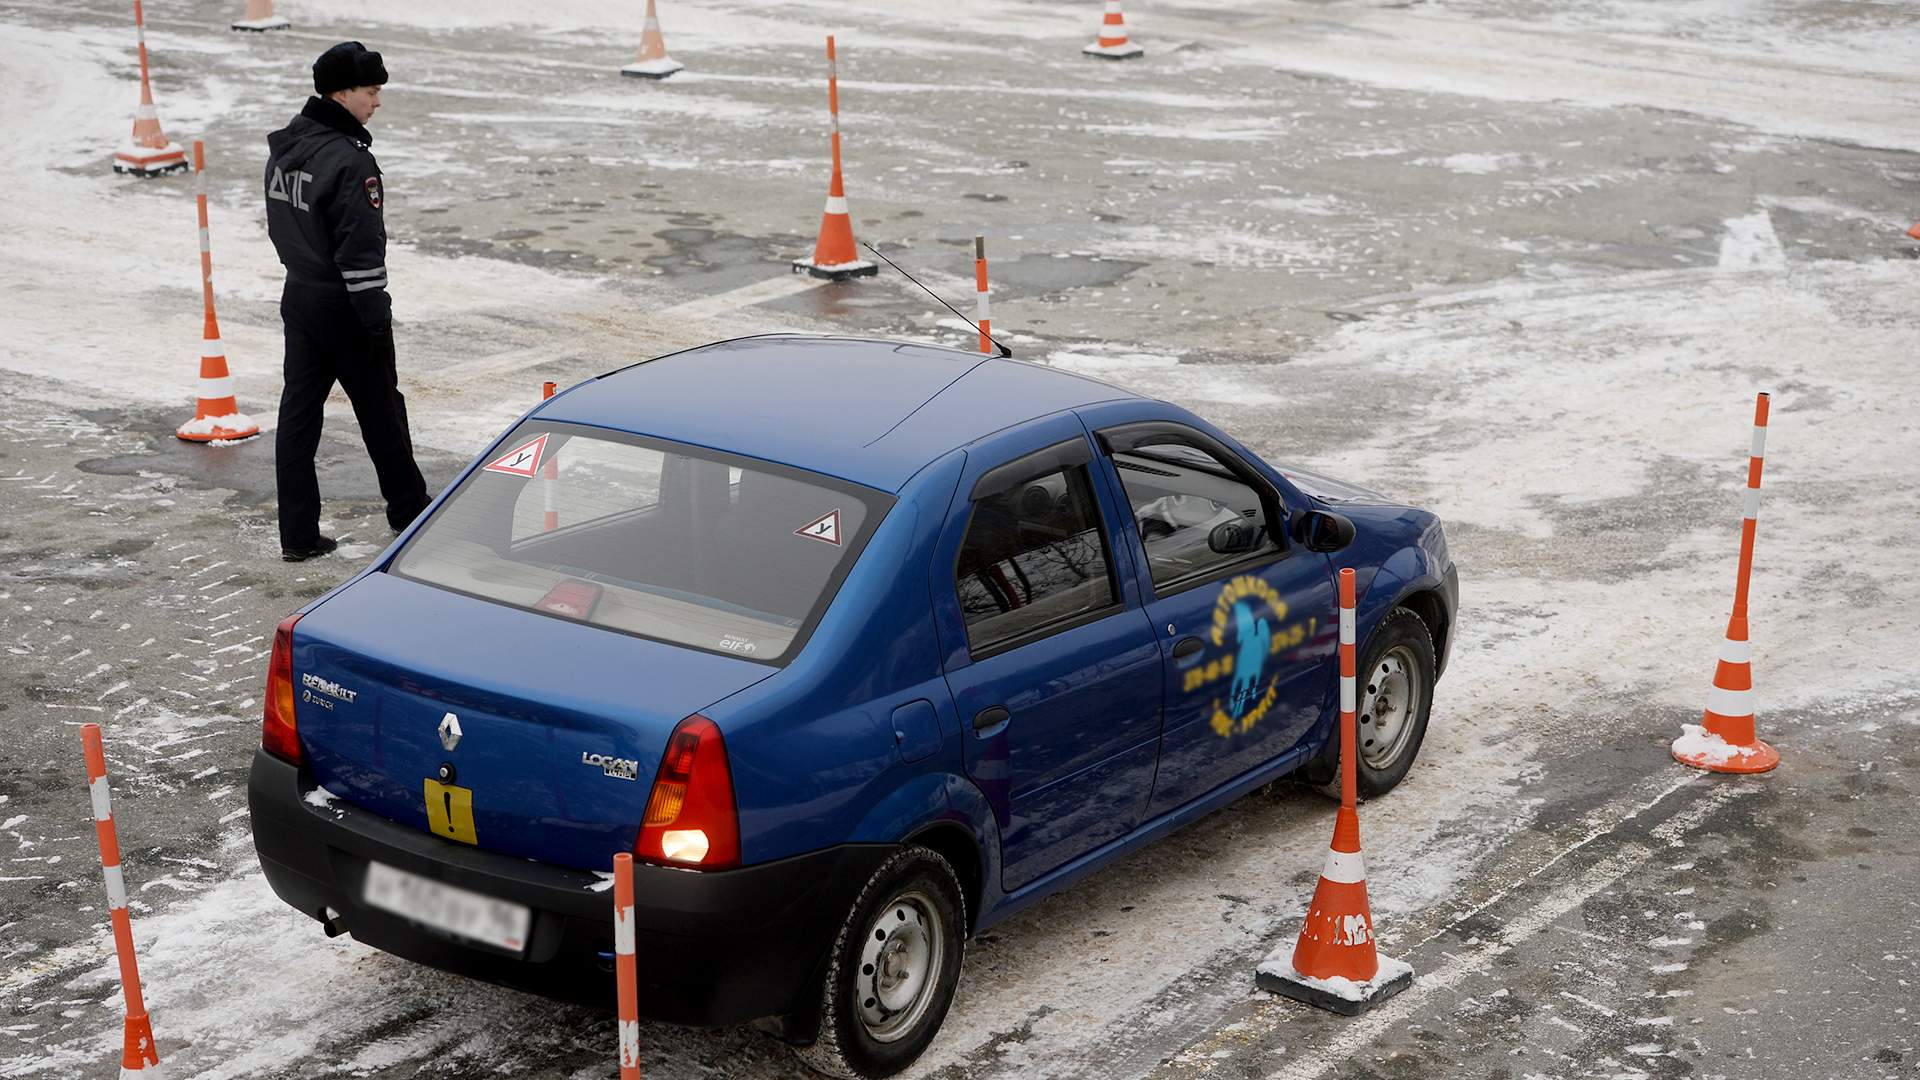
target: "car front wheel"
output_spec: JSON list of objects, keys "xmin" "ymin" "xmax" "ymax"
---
[
  {"xmin": 1308, "ymin": 606, "xmax": 1436, "ymax": 798},
  {"xmin": 793, "ymin": 845, "xmax": 966, "ymax": 1079}
]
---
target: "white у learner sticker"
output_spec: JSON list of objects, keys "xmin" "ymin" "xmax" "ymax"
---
[
  {"xmin": 482, "ymin": 434, "xmax": 550, "ymax": 478},
  {"xmin": 794, "ymin": 509, "xmax": 842, "ymax": 546}
]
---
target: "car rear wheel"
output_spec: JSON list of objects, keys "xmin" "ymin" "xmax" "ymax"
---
[
  {"xmin": 1306, "ymin": 606, "xmax": 1435, "ymax": 799},
  {"xmin": 793, "ymin": 846, "xmax": 966, "ymax": 1079}
]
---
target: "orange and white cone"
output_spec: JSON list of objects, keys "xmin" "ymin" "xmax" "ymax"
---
[
  {"xmin": 1673, "ymin": 392, "xmax": 1780, "ymax": 774},
  {"xmin": 974, "ymin": 235, "xmax": 993, "ymax": 355},
  {"xmin": 540, "ymin": 382, "xmax": 560, "ymax": 531},
  {"xmin": 620, "ymin": 0, "xmax": 683, "ymax": 78},
  {"xmin": 114, "ymin": 1, "xmax": 187, "ymax": 176},
  {"xmin": 613, "ymin": 853, "xmax": 641, "ymax": 1080},
  {"xmin": 177, "ymin": 142, "xmax": 259, "ymax": 443},
  {"xmin": 1257, "ymin": 567, "xmax": 1414, "ymax": 1015},
  {"xmin": 231, "ymin": 0, "xmax": 290, "ymax": 31},
  {"xmin": 1082, "ymin": 0, "xmax": 1145, "ymax": 59},
  {"xmin": 1908, "ymin": 222, "xmax": 1920, "ymax": 241},
  {"xmin": 792, "ymin": 36, "xmax": 876, "ymax": 281},
  {"xmin": 82, "ymin": 725, "xmax": 169, "ymax": 1079}
]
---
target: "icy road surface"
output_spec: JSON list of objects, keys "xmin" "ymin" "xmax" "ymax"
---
[{"xmin": 2, "ymin": 1, "xmax": 1918, "ymax": 1078}]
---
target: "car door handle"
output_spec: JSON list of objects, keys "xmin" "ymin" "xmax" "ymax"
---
[
  {"xmin": 1172, "ymin": 636, "xmax": 1204, "ymax": 661},
  {"xmin": 972, "ymin": 706, "xmax": 1010, "ymax": 732}
]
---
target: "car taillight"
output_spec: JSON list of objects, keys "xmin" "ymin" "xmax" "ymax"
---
[
  {"xmin": 262, "ymin": 613, "xmax": 302, "ymax": 764},
  {"xmin": 636, "ymin": 715, "xmax": 738, "ymax": 869}
]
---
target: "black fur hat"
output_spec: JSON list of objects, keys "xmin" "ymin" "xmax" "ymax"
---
[{"xmin": 313, "ymin": 41, "xmax": 388, "ymax": 96}]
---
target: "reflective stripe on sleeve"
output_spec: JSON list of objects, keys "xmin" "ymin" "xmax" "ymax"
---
[
  {"xmin": 340, "ymin": 266, "xmax": 387, "ymax": 280},
  {"xmin": 1321, "ymin": 847, "xmax": 1366, "ymax": 885},
  {"xmin": 103, "ymin": 863, "xmax": 128, "ymax": 910},
  {"xmin": 614, "ymin": 903, "xmax": 635, "ymax": 955},
  {"xmin": 344, "ymin": 279, "xmax": 388, "ymax": 293}
]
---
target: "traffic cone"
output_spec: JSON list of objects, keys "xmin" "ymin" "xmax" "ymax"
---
[
  {"xmin": 114, "ymin": 1, "xmax": 187, "ymax": 176},
  {"xmin": 620, "ymin": 0, "xmax": 684, "ymax": 78},
  {"xmin": 1908, "ymin": 222, "xmax": 1920, "ymax": 241},
  {"xmin": 1257, "ymin": 568, "xmax": 1413, "ymax": 1015},
  {"xmin": 177, "ymin": 142, "xmax": 259, "ymax": 443},
  {"xmin": 231, "ymin": 0, "xmax": 290, "ymax": 31},
  {"xmin": 1082, "ymin": 0, "xmax": 1145, "ymax": 60},
  {"xmin": 1673, "ymin": 392, "xmax": 1780, "ymax": 773},
  {"xmin": 82, "ymin": 724, "xmax": 169, "ymax": 1079},
  {"xmin": 792, "ymin": 36, "xmax": 876, "ymax": 281}
]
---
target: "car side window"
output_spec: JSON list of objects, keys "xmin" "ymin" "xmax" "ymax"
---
[
  {"xmin": 955, "ymin": 462, "xmax": 1118, "ymax": 654},
  {"xmin": 1106, "ymin": 437, "xmax": 1277, "ymax": 589}
]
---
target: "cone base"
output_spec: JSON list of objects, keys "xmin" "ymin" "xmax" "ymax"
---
[
  {"xmin": 621, "ymin": 57, "xmax": 684, "ymax": 78},
  {"xmin": 1671, "ymin": 724, "xmax": 1781, "ymax": 774},
  {"xmin": 177, "ymin": 412, "xmax": 261, "ymax": 444},
  {"xmin": 1083, "ymin": 41, "xmax": 1145, "ymax": 59},
  {"xmin": 1256, "ymin": 953, "xmax": 1413, "ymax": 1016},
  {"xmin": 792, "ymin": 258, "xmax": 878, "ymax": 281},
  {"xmin": 112, "ymin": 144, "xmax": 188, "ymax": 176},
  {"xmin": 118, "ymin": 1064, "xmax": 168, "ymax": 1079},
  {"xmin": 231, "ymin": 17, "xmax": 290, "ymax": 29}
]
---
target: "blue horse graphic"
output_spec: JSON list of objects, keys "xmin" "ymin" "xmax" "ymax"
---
[{"xmin": 1228, "ymin": 600, "xmax": 1271, "ymax": 719}]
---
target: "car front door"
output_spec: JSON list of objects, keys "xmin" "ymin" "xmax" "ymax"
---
[
  {"xmin": 932, "ymin": 417, "xmax": 1164, "ymax": 892},
  {"xmin": 1085, "ymin": 409, "xmax": 1336, "ymax": 817}
]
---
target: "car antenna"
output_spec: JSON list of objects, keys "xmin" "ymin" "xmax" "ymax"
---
[{"xmin": 861, "ymin": 241, "xmax": 1015, "ymax": 359}]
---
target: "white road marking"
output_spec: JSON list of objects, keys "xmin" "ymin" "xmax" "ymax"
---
[
  {"xmin": 659, "ymin": 275, "xmax": 829, "ymax": 323},
  {"xmin": 1259, "ymin": 777, "xmax": 1740, "ymax": 1080}
]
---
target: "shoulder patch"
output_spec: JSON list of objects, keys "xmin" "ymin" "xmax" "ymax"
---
[{"xmin": 364, "ymin": 176, "xmax": 382, "ymax": 210}]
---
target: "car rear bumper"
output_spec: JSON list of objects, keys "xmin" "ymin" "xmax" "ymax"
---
[{"xmin": 247, "ymin": 748, "xmax": 890, "ymax": 1026}]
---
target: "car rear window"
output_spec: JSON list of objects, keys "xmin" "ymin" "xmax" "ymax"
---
[{"xmin": 390, "ymin": 422, "xmax": 888, "ymax": 664}]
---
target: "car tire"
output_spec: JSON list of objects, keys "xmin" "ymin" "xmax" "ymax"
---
[
  {"xmin": 792, "ymin": 845, "xmax": 967, "ymax": 1079},
  {"xmin": 1304, "ymin": 606, "xmax": 1435, "ymax": 800}
]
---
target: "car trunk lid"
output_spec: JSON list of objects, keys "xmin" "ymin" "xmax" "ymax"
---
[{"xmin": 290, "ymin": 572, "xmax": 775, "ymax": 870}]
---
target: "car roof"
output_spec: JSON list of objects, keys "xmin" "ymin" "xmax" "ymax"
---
[{"xmin": 539, "ymin": 335, "xmax": 1143, "ymax": 491}]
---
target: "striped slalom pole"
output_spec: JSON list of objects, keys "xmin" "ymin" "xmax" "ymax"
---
[
  {"xmin": 974, "ymin": 236, "xmax": 992, "ymax": 355},
  {"xmin": 613, "ymin": 852, "xmax": 640, "ymax": 1080},
  {"xmin": 1083, "ymin": 0, "xmax": 1144, "ymax": 59},
  {"xmin": 1673, "ymin": 391, "xmax": 1781, "ymax": 773},
  {"xmin": 541, "ymin": 382, "xmax": 560, "ymax": 532},
  {"xmin": 1256, "ymin": 568, "xmax": 1412, "ymax": 1013},
  {"xmin": 792, "ymin": 36, "xmax": 876, "ymax": 280},
  {"xmin": 114, "ymin": 0, "xmax": 186, "ymax": 175},
  {"xmin": 81, "ymin": 724, "xmax": 167, "ymax": 1078},
  {"xmin": 176, "ymin": 142, "xmax": 259, "ymax": 443}
]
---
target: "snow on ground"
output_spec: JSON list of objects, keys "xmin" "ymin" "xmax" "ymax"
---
[{"xmin": 4, "ymin": 2, "xmax": 1919, "ymax": 1077}]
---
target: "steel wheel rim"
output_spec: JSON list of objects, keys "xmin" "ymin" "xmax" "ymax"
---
[
  {"xmin": 855, "ymin": 889, "xmax": 945, "ymax": 1043},
  {"xmin": 1358, "ymin": 645, "xmax": 1420, "ymax": 771}
]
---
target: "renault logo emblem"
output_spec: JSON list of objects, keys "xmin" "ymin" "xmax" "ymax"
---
[{"xmin": 438, "ymin": 712, "xmax": 463, "ymax": 752}]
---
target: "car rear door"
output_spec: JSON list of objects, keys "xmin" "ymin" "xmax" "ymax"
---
[
  {"xmin": 930, "ymin": 414, "xmax": 1164, "ymax": 892},
  {"xmin": 1082, "ymin": 404, "xmax": 1337, "ymax": 817}
]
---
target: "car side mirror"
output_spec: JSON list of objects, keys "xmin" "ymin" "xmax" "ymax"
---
[
  {"xmin": 1291, "ymin": 509, "xmax": 1355, "ymax": 553},
  {"xmin": 1207, "ymin": 518, "xmax": 1262, "ymax": 555}
]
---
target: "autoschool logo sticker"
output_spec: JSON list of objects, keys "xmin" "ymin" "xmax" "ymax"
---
[{"xmin": 1203, "ymin": 575, "xmax": 1286, "ymax": 737}]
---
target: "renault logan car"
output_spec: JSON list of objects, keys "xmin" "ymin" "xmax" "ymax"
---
[{"xmin": 248, "ymin": 334, "xmax": 1457, "ymax": 1078}]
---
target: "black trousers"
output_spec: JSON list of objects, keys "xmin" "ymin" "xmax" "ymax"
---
[{"xmin": 276, "ymin": 284, "xmax": 430, "ymax": 548}]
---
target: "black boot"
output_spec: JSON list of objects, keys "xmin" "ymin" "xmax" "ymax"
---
[{"xmin": 282, "ymin": 535, "xmax": 339, "ymax": 563}]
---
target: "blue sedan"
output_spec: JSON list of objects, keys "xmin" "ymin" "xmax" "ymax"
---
[{"xmin": 248, "ymin": 334, "xmax": 1457, "ymax": 1078}]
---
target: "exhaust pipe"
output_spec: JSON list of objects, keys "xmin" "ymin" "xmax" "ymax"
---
[{"xmin": 320, "ymin": 906, "xmax": 350, "ymax": 938}]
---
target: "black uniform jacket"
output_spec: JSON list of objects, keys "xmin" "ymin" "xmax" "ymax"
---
[{"xmin": 265, "ymin": 96, "xmax": 390, "ymax": 331}]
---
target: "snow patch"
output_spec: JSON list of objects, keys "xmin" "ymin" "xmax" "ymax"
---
[{"xmin": 1717, "ymin": 211, "xmax": 1785, "ymax": 271}]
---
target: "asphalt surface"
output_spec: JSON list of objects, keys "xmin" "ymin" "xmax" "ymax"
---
[{"xmin": 3, "ymin": 1, "xmax": 1920, "ymax": 1078}]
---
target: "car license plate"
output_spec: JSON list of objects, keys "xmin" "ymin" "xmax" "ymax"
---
[{"xmin": 362, "ymin": 860, "xmax": 530, "ymax": 953}]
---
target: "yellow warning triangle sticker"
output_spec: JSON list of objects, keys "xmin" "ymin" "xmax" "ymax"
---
[
  {"xmin": 482, "ymin": 433, "xmax": 549, "ymax": 478},
  {"xmin": 794, "ymin": 508, "xmax": 843, "ymax": 546}
]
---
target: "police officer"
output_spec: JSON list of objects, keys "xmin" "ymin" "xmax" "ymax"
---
[{"xmin": 265, "ymin": 42, "xmax": 430, "ymax": 562}]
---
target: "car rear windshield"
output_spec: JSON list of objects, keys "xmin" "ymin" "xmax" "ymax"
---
[{"xmin": 390, "ymin": 422, "xmax": 888, "ymax": 664}]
